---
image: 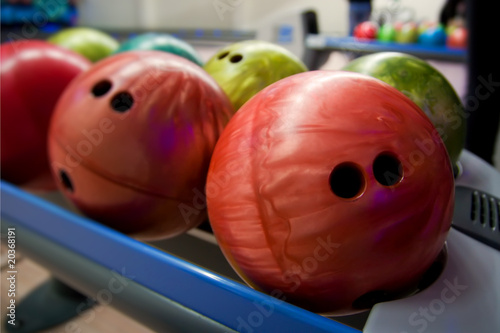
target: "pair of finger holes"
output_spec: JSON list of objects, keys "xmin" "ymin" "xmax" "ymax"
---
[
  {"xmin": 217, "ymin": 51, "xmax": 243, "ymax": 63},
  {"xmin": 91, "ymin": 79, "xmax": 134, "ymax": 113},
  {"xmin": 329, "ymin": 153, "xmax": 403, "ymax": 199}
]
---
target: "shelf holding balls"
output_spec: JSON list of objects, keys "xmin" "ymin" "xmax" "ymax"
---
[{"xmin": 206, "ymin": 71, "xmax": 454, "ymax": 315}]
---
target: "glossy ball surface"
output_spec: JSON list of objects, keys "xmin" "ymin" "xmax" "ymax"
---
[
  {"xmin": 342, "ymin": 52, "xmax": 465, "ymax": 165},
  {"xmin": 113, "ymin": 33, "xmax": 204, "ymax": 66},
  {"xmin": 207, "ymin": 71, "xmax": 454, "ymax": 315},
  {"xmin": 49, "ymin": 51, "xmax": 233, "ymax": 240},
  {"xmin": 446, "ymin": 27, "xmax": 467, "ymax": 49},
  {"xmin": 353, "ymin": 21, "xmax": 378, "ymax": 40},
  {"xmin": 418, "ymin": 25, "xmax": 447, "ymax": 47},
  {"xmin": 48, "ymin": 27, "xmax": 119, "ymax": 62},
  {"xmin": 1, "ymin": 40, "xmax": 91, "ymax": 190},
  {"xmin": 203, "ymin": 40, "xmax": 307, "ymax": 111},
  {"xmin": 394, "ymin": 22, "xmax": 419, "ymax": 44},
  {"xmin": 377, "ymin": 23, "xmax": 396, "ymax": 42}
]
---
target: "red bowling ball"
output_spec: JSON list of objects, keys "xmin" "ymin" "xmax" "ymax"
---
[
  {"xmin": 353, "ymin": 21, "xmax": 378, "ymax": 40},
  {"xmin": 1, "ymin": 40, "xmax": 91, "ymax": 190},
  {"xmin": 49, "ymin": 51, "xmax": 233, "ymax": 240},
  {"xmin": 207, "ymin": 71, "xmax": 454, "ymax": 315},
  {"xmin": 447, "ymin": 26, "xmax": 468, "ymax": 49}
]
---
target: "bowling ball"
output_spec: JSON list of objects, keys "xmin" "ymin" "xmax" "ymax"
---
[
  {"xmin": 418, "ymin": 25, "xmax": 447, "ymax": 47},
  {"xmin": 203, "ymin": 40, "xmax": 307, "ymax": 111},
  {"xmin": 353, "ymin": 21, "xmax": 378, "ymax": 40},
  {"xmin": 48, "ymin": 51, "xmax": 233, "ymax": 240},
  {"xmin": 445, "ymin": 18, "xmax": 465, "ymax": 36},
  {"xmin": 446, "ymin": 26, "xmax": 467, "ymax": 49},
  {"xmin": 377, "ymin": 23, "xmax": 396, "ymax": 42},
  {"xmin": 48, "ymin": 27, "xmax": 119, "ymax": 62},
  {"xmin": 1, "ymin": 40, "xmax": 91, "ymax": 190},
  {"xmin": 393, "ymin": 21, "xmax": 404, "ymax": 31},
  {"xmin": 394, "ymin": 22, "xmax": 418, "ymax": 44},
  {"xmin": 113, "ymin": 33, "xmax": 204, "ymax": 66},
  {"xmin": 342, "ymin": 52, "xmax": 465, "ymax": 165},
  {"xmin": 206, "ymin": 71, "xmax": 454, "ymax": 315},
  {"xmin": 417, "ymin": 20, "xmax": 437, "ymax": 36}
]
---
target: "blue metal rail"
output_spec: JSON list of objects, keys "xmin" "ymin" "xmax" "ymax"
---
[{"xmin": 0, "ymin": 181, "xmax": 359, "ymax": 333}]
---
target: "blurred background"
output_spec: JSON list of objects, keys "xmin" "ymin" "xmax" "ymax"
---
[{"xmin": 0, "ymin": 0, "xmax": 447, "ymax": 36}]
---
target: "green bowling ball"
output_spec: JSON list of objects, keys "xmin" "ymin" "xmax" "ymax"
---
[
  {"xmin": 342, "ymin": 52, "xmax": 465, "ymax": 165},
  {"xmin": 377, "ymin": 23, "xmax": 396, "ymax": 42},
  {"xmin": 113, "ymin": 33, "xmax": 203, "ymax": 66},
  {"xmin": 204, "ymin": 40, "xmax": 307, "ymax": 111},
  {"xmin": 395, "ymin": 22, "xmax": 419, "ymax": 44},
  {"xmin": 48, "ymin": 27, "xmax": 119, "ymax": 62}
]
